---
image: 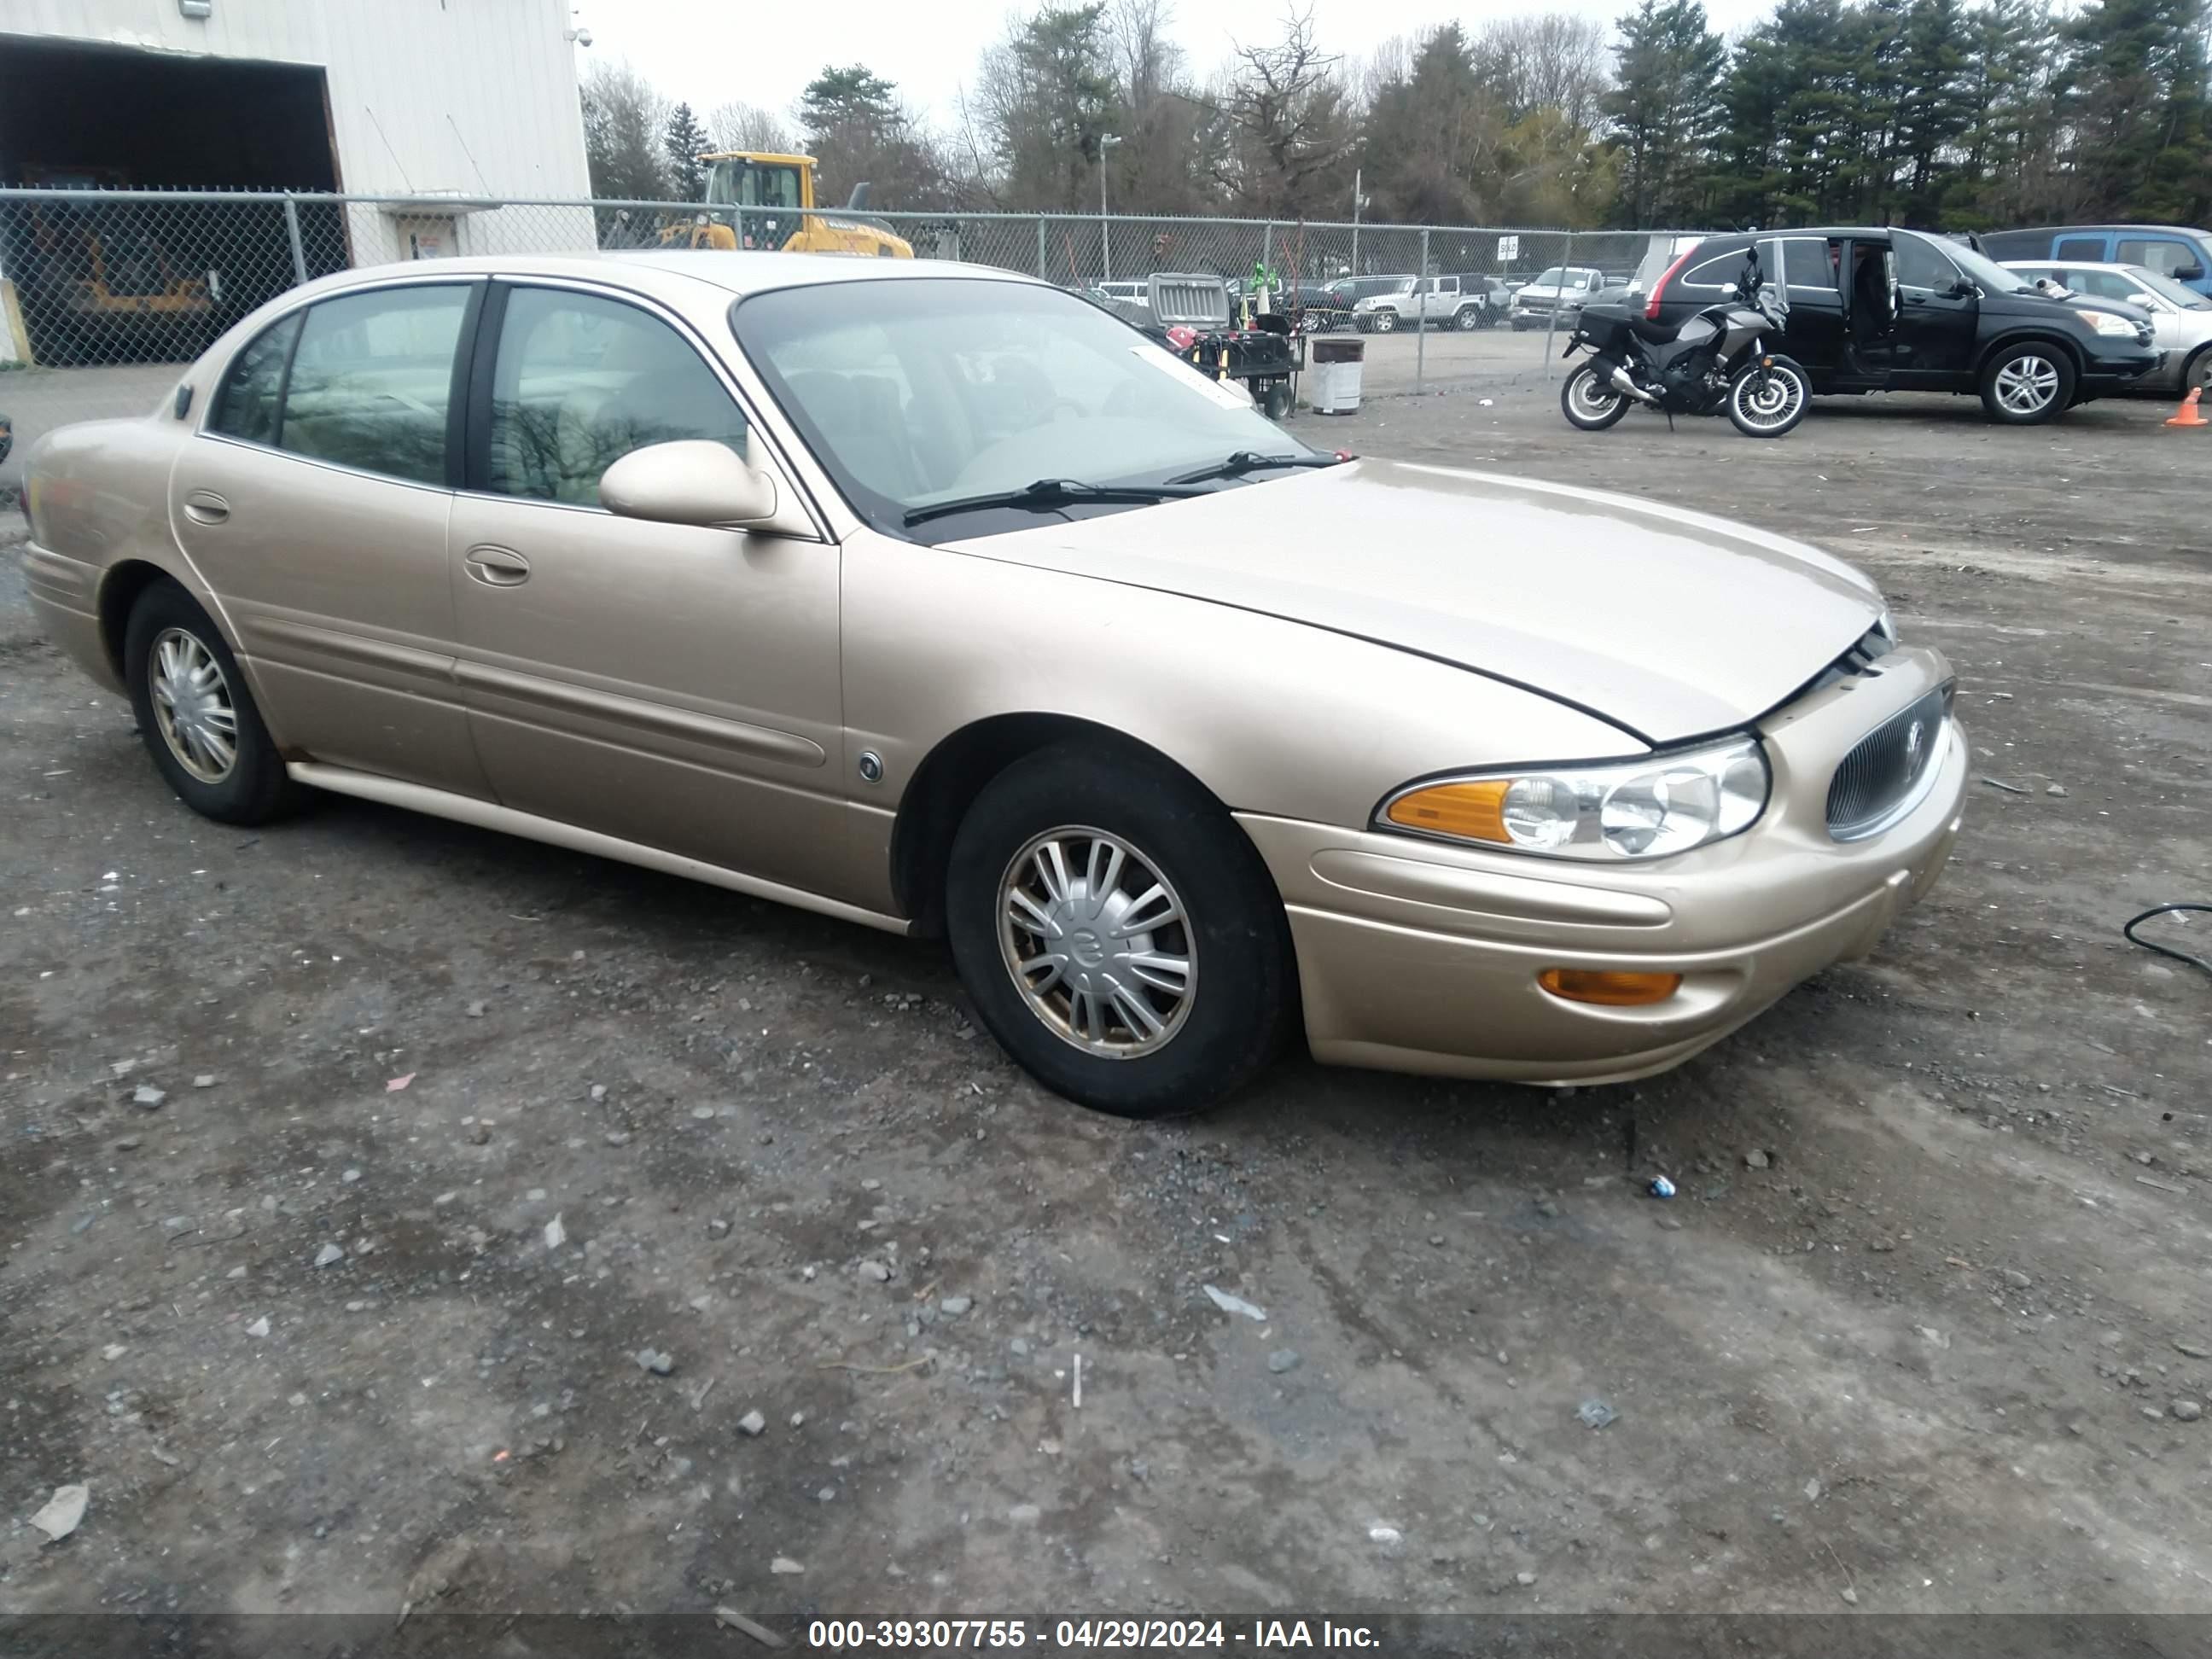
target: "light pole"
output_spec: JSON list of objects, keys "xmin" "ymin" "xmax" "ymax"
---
[
  {"xmin": 1099, "ymin": 133, "xmax": 1123, "ymax": 282},
  {"xmin": 1349, "ymin": 167, "xmax": 1367, "ymax": 276}
]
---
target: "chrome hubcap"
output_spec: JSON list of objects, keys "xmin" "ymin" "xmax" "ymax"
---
[
  {"xmin": 149, "ymin": 627, "xmax": 237, "ymax": 783},
  {"xmin": 1994, "ymin": 355, "xmax": 2058, "ymax": 414},
  {"xmin": 1569, "ymin": 370, "xmax": 1620, "ymax": 420},
  {"xmin": 998, "ymin": 827, "xmax": 1195, "ymax": 1059},
  {"xmin": 1734, "ymin": 367, "xmax": 1803, "ymax": 428}
]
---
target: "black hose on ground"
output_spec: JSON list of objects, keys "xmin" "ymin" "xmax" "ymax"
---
[{"xmin": 2123, "ymin": 904, "xmax": 2212, "ymax": 977}]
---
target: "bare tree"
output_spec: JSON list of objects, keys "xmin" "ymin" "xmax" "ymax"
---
[
  {"xmin": 1477, "ymin": 14, "xmax": 1610, "ymax": 129},
  {"xmin": 1210, "ymin": 7, "xmax": 1358, "ymax": 215},
  {"xmin": 707, "ymin": 100, "xmax": 797, "ymax": 155}
]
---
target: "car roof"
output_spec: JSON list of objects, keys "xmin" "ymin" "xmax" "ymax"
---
[
  {"xmin": 1995, "ymin": 224, "xmax": 2210, "ymax": 236},
  {"xmin": 278, "ymin": 249, "xmax": 1039, "ymax": 309},
  {"xmin": 2000, "ymin": 259, "xmax": 2150, "ymax": 271}
]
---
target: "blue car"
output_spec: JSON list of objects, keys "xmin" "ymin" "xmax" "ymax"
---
[{"xmin": 1980, "ymin": 225, "xmax": 2212, "ymax": 299}]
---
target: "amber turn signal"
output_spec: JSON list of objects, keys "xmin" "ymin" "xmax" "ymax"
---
[
  {"xmin": 1538, "ymin": 968, "xmax": 1683, "ymax": 1007},
  {"xmin": 1384, "ymin": 779, "xmax": 1511, "ymax": 842}
]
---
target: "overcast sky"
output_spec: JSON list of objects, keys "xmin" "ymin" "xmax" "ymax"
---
[{"xmin": 570, "ymin": 0, "xmax": 1782, "ymax": 133}]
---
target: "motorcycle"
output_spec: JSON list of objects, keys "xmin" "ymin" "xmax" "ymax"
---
[{"xmin": 1557, "ymin": 249, "xmax": 1811, "ymax": 439}]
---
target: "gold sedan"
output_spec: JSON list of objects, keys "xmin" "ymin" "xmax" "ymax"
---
[{"xmin": 20, "ymin": 253, "xmax": 1965, "ymax": 1116}]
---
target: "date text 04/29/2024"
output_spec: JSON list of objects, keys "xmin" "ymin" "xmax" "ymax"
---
[{"xmin": 804, "ymin": 1619, "xmax": 1381, "ymax": 1649}]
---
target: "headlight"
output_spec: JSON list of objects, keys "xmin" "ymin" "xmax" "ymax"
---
[
  {"xmin": 1379, "ymin": 736, "xmax": 1770, "ymax": 862},
  {"xmin": 2085, "ymin": 310, "xmax": 2136, "ymax": 337}
]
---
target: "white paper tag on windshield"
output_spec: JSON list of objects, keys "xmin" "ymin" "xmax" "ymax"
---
[{"xmin": 1130, "ymin": 343, "xmax": 1254, "ymax": 410}]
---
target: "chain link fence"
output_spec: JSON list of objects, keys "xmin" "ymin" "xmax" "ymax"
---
[{"xmin": 0, "ymin": 186, "xmax": 1703, "ymax": 488}]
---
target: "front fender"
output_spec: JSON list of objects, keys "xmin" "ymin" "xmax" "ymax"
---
[{"xmin": 841, "ymin": 527, "xmax": 1638, "ymax": 844}]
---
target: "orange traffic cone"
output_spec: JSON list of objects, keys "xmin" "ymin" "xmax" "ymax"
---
[{"xmin": 2166, "ymin": 387, "xmax": 2209, "ymax": 428}]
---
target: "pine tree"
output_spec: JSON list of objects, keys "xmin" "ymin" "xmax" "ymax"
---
[
  {"xmin": 663, "ymin": 102, "xmax": 712, "ymax": 200},
  {"xmin": 1604, "ymin": 0, "xmax": 1726, "ymax": 226},
  {"xmin": 2068, "ymin": 0, "xmax": 2212, "ymax": 219}
]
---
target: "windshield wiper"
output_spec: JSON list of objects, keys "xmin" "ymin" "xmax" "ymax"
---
[
  {"xmin": 1166, "ymin": 451, "xmax": 1343, "ymax": 486},
  {"xmin": 901, "ymin": 477, "xmax": 1209, "ymax": 527}
]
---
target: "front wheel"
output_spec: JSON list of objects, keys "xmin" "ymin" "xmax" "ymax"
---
[
  {"xmin": 1726, "ymin": 355, "xmax": 1810, "ymax": 438},
  {"xmin": 1980, "ymin": 343, "xmax": 2074, "ymax": 423},
  {"xmin": 1560, "ymin": 364, "xmax": 1631, "ymax": 431},
  {"xmin": 944, "ymin": 745, "xmax": 1295, "ymax": 1117},
  {"xmin": 2182, "ymin": 344, "xmax": 2211, "ymax": 398},
  {"xmin": 1369, "ymin": 310, "xmax": 1398, "ymax": 335}
]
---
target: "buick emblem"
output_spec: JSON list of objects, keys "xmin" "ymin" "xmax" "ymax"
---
[{"xmin": 1904, "ymin": 719, "xmax": 1926, "ymax": 765}]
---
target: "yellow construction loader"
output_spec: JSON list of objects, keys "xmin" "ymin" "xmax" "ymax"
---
[{"xmin": 660, "ymin": 152, "xmax": 911, "ymax": 258}]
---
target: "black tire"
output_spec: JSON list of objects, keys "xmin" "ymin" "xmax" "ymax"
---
[
  {"xmin": 1560, "ymin": 364, "xmax": 1631, "ymax": 431},
  {"xmin": 1978, "ymin": 342, "xmax": 2075, "ymax": 424},
  {"xmin": 1453, "ymin": 306, "xmax": 1481, "ymax": 331},
  {"xmin": 1370, "ymin": 310, "xmax": 1398, "ymax": 334},
  {"xmin": 1726, "ymin": 355, "xmax": 1810, "ymax": 438},
  {"xmin": 944, "ymin": 743, "xmax": 1295, "ymax": 1118},
  {"xmin": 2184, "ymin": 345, "xmax": 2212, "ymax": 398},
  {"xmin": 1260, "ymin": 381, "xmax": 1294, "ymax": 421},
  {"xmin": 124, "ymin": 578, "xmax": 303, "ymax": 824}
]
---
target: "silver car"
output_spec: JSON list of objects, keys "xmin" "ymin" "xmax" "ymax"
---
[{"xmin": 2002, "ymin": 260, "xmax": 2212, "ymax": 393}]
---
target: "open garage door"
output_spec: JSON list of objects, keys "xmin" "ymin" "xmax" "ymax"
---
[{"xmin": 0, "ymin": 34, "xmax": 338, "ymax": 364}]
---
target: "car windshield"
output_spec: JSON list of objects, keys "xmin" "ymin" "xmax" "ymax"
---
[
  {"xmin": 1531, "ymin": 267, "xmax": 1565, "ymax": 287},
  {"xmin": 733, "ymin": 276, "xmax": 1313, "ymax": 538},
  {"xmin": 1932, "ymin": 236, "xmax": 2039, "ymax": 295},
  {"xmin": 2127, "ymin": 265, "xmax": 2212, "ymax": 310}
]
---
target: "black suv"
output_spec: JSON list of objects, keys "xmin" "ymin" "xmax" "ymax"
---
[{"xmin": 1638, "ymin": 227, "xmax": 2163, "ymax": 422}]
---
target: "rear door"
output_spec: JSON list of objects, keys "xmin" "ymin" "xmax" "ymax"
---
[
  {"xmin": 446, "ymin": 278, "xmax": 847, "ymax": 895},
  {"xmin": 170, "ymin": 278, "xmax": 489, "ymax": 794},
  {"xmin": 1764, "ymin": 235, "xmax": 1846, "ymax": 376}
]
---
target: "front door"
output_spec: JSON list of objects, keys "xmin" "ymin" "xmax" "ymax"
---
[
  {"xmin": 1883, "ymin": 231, "xmax": 1979, "ymax": 381},
  {"xmin": 168, "ymin": 279, "xmax": 489, "ymax": 795},
  {"xmin": 447, "ymin": 281, "xmax": 846, "ymax": 897}
]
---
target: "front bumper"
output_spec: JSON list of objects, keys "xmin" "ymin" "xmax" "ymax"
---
[
  {"xmin": 1238, "ymin": 644, "xmax": 1967, "ymax": 1084},
  {"xmin": 2081, "ymin": 346, "xmax": 2164, "ymax": 393}
]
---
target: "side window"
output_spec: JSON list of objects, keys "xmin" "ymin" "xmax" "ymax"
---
[
  {"xmin": 209, "ymin": 311, "xmax": 301, "ymax": 445},
  {"xmin": 1893, "ymin": 235, "xmax": 1963, "ymax": 292},
  {"xmin": 280, "ymin": 285, "xmax": 470, "ymax": 485},
  {"xmin": 1682, "ymin": 248, "xmax": 1749, "ymax": 290},
  {"xmin": 2118, "ymin": 238, "xmax": 2195, "ymax": 278},
  {"xmin": 486, "ymin": 287, "xmax": 748, "ymax": 506},
  {"xmin": 2054, "ymin": 236, "xmax": 2107, "ymax": 261}
]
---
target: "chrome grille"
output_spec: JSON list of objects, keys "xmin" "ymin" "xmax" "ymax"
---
[{"xmin": 1826, "ymin": 684, "xmax": 1953, "ymax": 841}]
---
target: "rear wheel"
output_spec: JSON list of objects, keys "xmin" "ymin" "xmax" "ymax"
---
[
  {"xmin": 1560, "ymin": 364, "xmax": 1631, "ymax": 431},
  {"xmin": 1979, "ymin": 343, "xmax": 2074, "ymax": 424},
  {"xmin": 1453, "ymin": 305, "xmax": 1482, "ymax": 331},
  {"xmin": 944, "ymin": 745, "xmax": 1294, "ymax": 1118},
  {"xmin": 1260, "ymin": 381, "xmax": 1293, "ymax": 421},
  {"xmin": 1726, "ymin": 355, "xmax": 1810, "ymax": 438},
  {"xmin": 124, "ymin": 579, "xmax": 302, "ymax": 824}
]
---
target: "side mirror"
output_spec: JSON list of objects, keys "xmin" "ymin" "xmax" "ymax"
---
[
  {"xmin": 2175, "ymin": 263, "xmax": 2205, "ymax": 282},
  {"xmin": 1947, "ymin": 277, "xmax": 1979, "ymax": 300},
  {"xmin": 600, "ymin": 439, "xmax": 780, "ymax": 529}
]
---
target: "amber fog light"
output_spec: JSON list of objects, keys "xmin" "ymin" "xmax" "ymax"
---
[{"xmin": 1539, "ymin": 969, "xmax": 1683, "ymax": 1007}]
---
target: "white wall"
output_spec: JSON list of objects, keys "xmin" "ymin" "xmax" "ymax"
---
[{"xmin": 0, "ymin": 0, "xmax": 592, "ymax": 200}]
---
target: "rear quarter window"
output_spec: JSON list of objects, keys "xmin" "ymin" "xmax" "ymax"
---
[
  {"xmin": 2054, "ymin": 236, "xmax": 2108, "ymax": 261},
  {"xmin": 209, "ymin": 312, "xmax": 302, "ymax": 446}
]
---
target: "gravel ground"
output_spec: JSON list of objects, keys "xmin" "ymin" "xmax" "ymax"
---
[{"xmin": 3, "ymin": 382, "xmax": 2209, "ymax": 1627}]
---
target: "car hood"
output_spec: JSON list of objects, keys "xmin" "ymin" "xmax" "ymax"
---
[{"xmin": 942, "ymin": 458, "xmax": 1884, "ymax": 745}]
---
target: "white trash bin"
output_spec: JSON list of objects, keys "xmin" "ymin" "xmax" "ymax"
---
[{"xmin": 1310, "ymin": 337, "xmax": 1365, "ymax": 415}]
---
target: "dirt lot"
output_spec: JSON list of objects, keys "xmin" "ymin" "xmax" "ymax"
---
[{"xmin": 3, "ymin": 381, "xmax": 2209, "ymax": 1636}]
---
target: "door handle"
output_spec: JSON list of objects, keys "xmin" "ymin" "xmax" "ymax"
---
[
  {"xmin": 464, "ymin": 545, "xmax": 532, "ymax": 587},
  {"xmin": 182, "ymin": 490, "xmax": 229, "ymax": 525}
]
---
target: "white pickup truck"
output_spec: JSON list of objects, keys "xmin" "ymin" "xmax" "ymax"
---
[{"xmin": 1509, "ymin": 266, "xmax": 1610, "ymax": 330}]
